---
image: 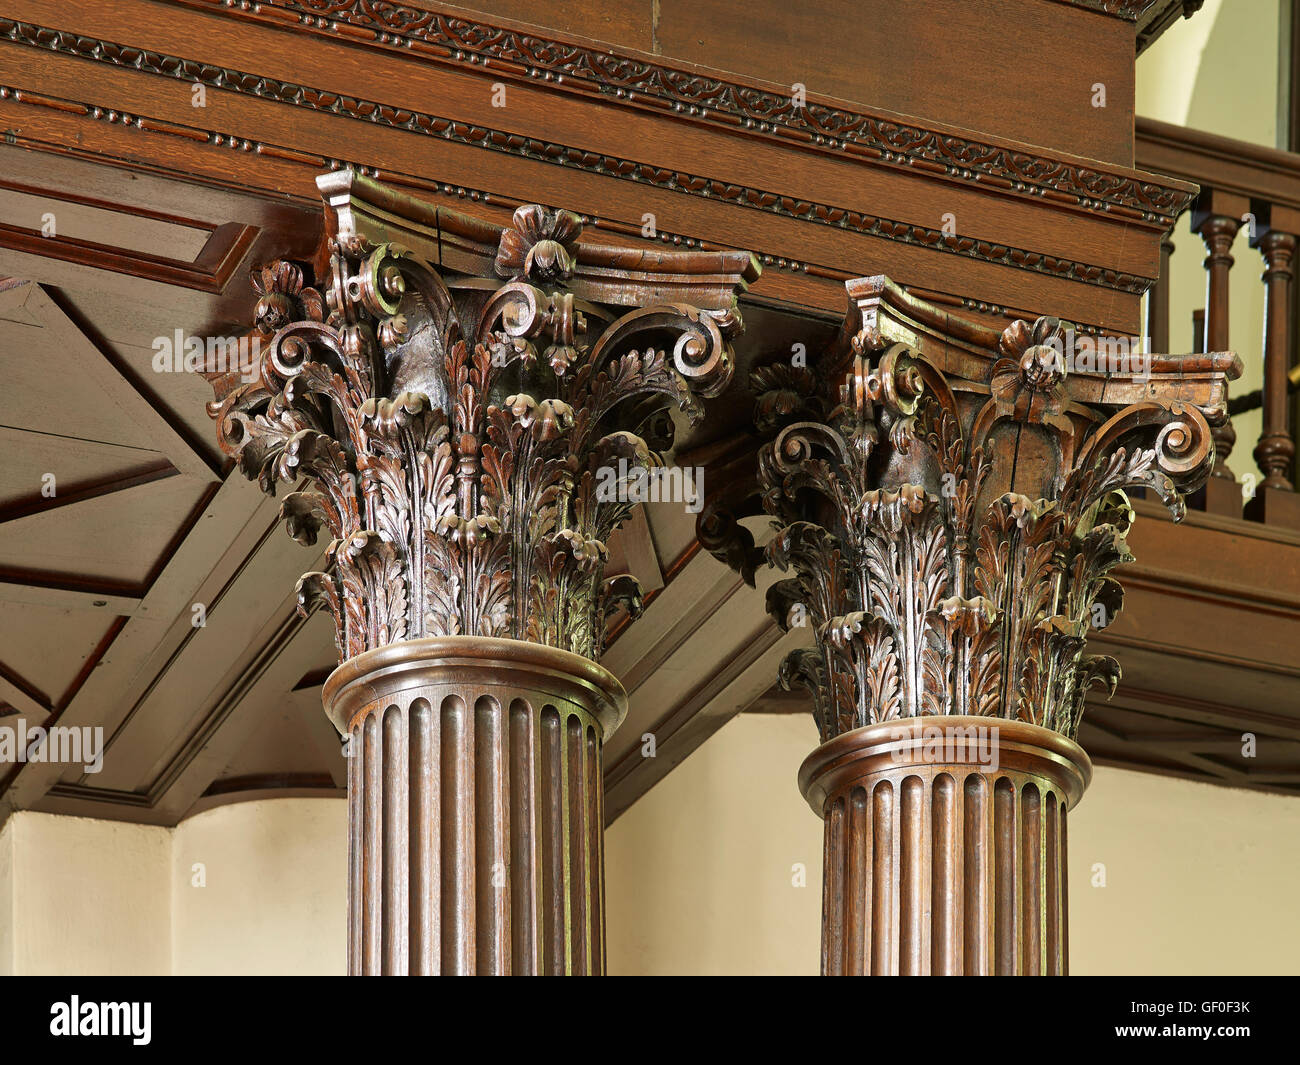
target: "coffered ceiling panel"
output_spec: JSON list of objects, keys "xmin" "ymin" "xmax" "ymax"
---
[
  {"xmin": 0, "ymin": 600, "xmax": 118, "ymax": 711},
  {"xmin": 0, "ymin": 475, "xmax": 211, "ymax": 587},
  {"xmin": 0, "ymin": 154, "xmax": 370, "ymax": 826},
  {"xmin": 215, "ymin": 678, "xmax": 345, "ymax": 785},
  {"xmin": 1080, "ymin": 703, "xmax": 1300, "ymax": 792},
  {"xmin": 88, "ymin": 535, "xmax": 329, "ymax": 793},
  {"xmin": 0, "ymin": 429, "xmax": 163, "ymax": 511},
  {"xmin": 0, "ymin": 184, "xmax": 212, "ymax": 261},
  {"xmin": 0, "ymin": 317, "xmax": 158, "ymax": 449},
  {"xmin": 112, "ymin": 340, "xmax": 235, "ymax": 468}
]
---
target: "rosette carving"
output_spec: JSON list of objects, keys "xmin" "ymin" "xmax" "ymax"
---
[
  {"xmin": 202, "ymin": 176, "xmax": 750, "ymax": 664},
  {"xmin": 747, "ymin": 284, "xmax": 1236, "ymax": 743}
]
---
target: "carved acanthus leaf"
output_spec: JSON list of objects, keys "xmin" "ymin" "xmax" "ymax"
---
[
  {"xmin": 203, "ymin": 179, "xmax": 751, "ymax": 664},
  {"xmin": 745, "ymin": 287, "xmax": 1233, "ymax": 741}
]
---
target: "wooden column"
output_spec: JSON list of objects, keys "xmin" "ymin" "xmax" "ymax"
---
[
  {"xmin": 198, "ymin": 171, "xmax": 756, "ymax": 975},
  {"xmin": 801, "ymin": 718, "xmax": 1089, "ymax": 975},
  {"xmin": 725, "ymin": 278, "xmax": 1239, "ymax": 976},
  {"xmin": 325, "ymin": 637, "xmax": 622, "ymax": 974}
]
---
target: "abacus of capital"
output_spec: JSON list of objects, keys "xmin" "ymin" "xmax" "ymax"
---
[{"xmin": 199, "ymin": 173, "xmax": 1237, "ymax": 976}]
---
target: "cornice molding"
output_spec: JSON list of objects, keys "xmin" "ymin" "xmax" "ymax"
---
[
  {"xmin": 0, "ymin": 83, "xmax": 840, "ymax": 297},
  {"xmin": 0, "ymin": 18, "xmax": 1158, "ymax": 299},
  {"xmin": 163, "ymin": 0, "xmax": 1195, "ymax": 226},
  {"xmin": 0, "ymin": 91, "xmax": 1131, "ymax": 334}
]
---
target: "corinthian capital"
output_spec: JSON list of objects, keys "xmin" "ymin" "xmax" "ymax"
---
[
  {"xmin": 202, "ymin": 172, "xmax": 757, "ymax": 665},
  {"xmin": 752, "ymin": 277, "xmax": 1240, "ymax": 744}
]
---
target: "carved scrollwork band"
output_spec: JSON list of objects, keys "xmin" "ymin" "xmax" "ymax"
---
[
  {"xmin": 737, "ymin": 281, "xmax": 1239, "ymax": 743},
  {"xmin": 185, "ymin": 1, "xmax": 1193, "ymax": 223},
  {"xmin": 0, "ymin": 13, "xmax": 1185, "ymax": 298},
  {"xmin": 203, "ymin": 174, "xmax": 752, "ymax": 666}
]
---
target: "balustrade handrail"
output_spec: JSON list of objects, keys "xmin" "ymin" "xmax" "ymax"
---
[
  {"xmin": 1133, "ymin": 117, "xmax": 1300, "ymax": 527},
  {"xmin": 1136, "ymin": 116, "xmax": 1300, "ymax": 211}
]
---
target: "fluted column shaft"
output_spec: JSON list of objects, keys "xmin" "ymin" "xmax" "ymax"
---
[
  {"xmin": 801, "ymin": 717, "xmax": 1090, "ymax": 976},
  {"xmin": 324, "ymin": 637, "xmax": 624, "ymax": 975}
]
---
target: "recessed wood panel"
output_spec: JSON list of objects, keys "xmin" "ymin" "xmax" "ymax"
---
[
  {"xmin": 0, "ymin": 429, "xmax": 164, "ymax": 511},
  {"xmin": 0, "ymin": 184, "xmax": 210, "ymax": 259},
  {"xmin": 0, "ymin": 475, "xmax": 210, "ymax": 586},
  {"xmin": 0, "ymin": 600, "xmax": 117, "ymax": 707}
]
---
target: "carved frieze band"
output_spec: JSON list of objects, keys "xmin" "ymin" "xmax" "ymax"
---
[
  {"xmin": 174, "ymin": 0, "xmax": 1193, "ymax": 224},
  {"xmin": 1047, "ymin": 0, "xmax": 1162, "ymax": 19},
  {"xmin": 0, "ymin": 82, "xmax": 1128, "ymax": 336},
  {"xmin": 0, "ymin": 17, "xmax": 1171, "ymax": 295}
]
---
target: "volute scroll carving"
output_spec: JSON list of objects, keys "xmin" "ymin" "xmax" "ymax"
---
[
  {"xmin": 202, "ymin": 172, "xmax": 758, "ymax": 666},
  {"xmin": 731, "ymin": 277, "xmax": 1240, "ymax": 744}
]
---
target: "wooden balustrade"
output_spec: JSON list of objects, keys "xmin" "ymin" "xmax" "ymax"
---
[
  {"xmin": 1136, "ymin": 117, "xmax": 1300, "ymax": 527},
  {"xmin": 1252, "ymin": 225, "xmax": 1298, "ymax": 491},
  {"xmin": 1190, "ymin": 199, "xmax": 1243, "ymax": 498}
]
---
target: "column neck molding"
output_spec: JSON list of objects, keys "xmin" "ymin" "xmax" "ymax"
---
[{"xmin": 1256, "ymin": 228, "xmax": 1297, "ymax": 282}]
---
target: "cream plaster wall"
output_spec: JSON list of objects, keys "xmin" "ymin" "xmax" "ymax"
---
[
  {"xmin": 1070, "ymin": 758, "xmax": 1300, "ymax": 975},
  {"xmin": 605, "ymin": 714, "xmax": 1300, "ymax": 976},
  {"xmin": 171, "ymin": 798, "xmax": 346, "ymax": 975},
  {"xmin": 1138, "ymin": 0, "xmax": 1281, "ymax": 145},
  {"xmin": 0, "ymin": 798, "xmax": 346, "ymax": 975},
  {"xmin": 607, "ymin": 712, "xmax": 824, "ymax": 975},
  {"xmin": 0, "ymin": 811, "xmax": 170, "ymax": 975}
]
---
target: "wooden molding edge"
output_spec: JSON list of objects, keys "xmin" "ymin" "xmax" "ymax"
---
[
  {"xmin": 0, "ymin": 214, "xmax": 257, "ymax": 293},
  {"xmin": 157, "ymin": 0, "xmax": 1195, "ymax": 225}
]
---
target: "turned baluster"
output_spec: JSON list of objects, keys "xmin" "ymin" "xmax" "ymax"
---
[
  {"xmin": 1145, "ymin": 232, "xmax": 1175, "ymax": 356},
  {"xmin": 1192, "ymin": 193, "xmax": 1247, "ymax": 513},
  {"xmin": 1241, "ymin": 203, "xmax": 1300, "ymax": 529},
  {"xmin": 1250, "ymin": 226, "xmax": 1297, "ymax": 490}
]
